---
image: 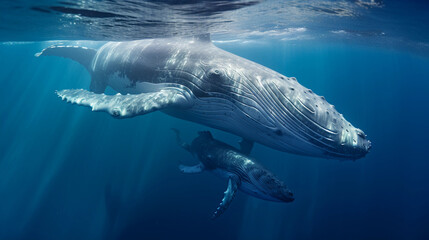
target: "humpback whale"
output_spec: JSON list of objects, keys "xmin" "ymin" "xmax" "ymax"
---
[
  {"xmin": 172, "ymin": 129, "xmax": 294, "ymax": 218},
  {"xmin": 36, "ymin": 35, "xmax": 371, "ymax": 160}
]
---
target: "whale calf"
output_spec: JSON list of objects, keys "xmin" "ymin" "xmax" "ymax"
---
[
  {"xmin": 36, "ymin": 35, "xmax": 371, "ymax": 160},
  {"xmin": 172, "ymin": 129, "xmax": 294, "ymax": 218}
]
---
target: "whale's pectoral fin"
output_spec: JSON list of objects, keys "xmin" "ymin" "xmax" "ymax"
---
[
  {"xmin": 179, "ymin": 163, "xmax": 204, "ymax": 174},
  {"xmin": 56, "ymin": 88, "xmax": 193, "ymax": 118},
  {"xmin": 239, "ymin": 138, "xmax": 254, "ymax": 155},
  {"xmin": 212, "ymin": 175, "xmax": 240, "ymax": 219}
]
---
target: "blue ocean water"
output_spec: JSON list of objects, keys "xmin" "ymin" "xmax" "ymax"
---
[{"xmin": 1, "ymin": 1, "xmax": 429, "ymax": 240}]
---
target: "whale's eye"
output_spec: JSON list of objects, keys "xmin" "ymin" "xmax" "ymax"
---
[
  {"xmin": 208, "ymin": 69, "xmax": 226, "ymax": 83},
  {"xmin": 274, "ymin": 129, "xmax": 283, "ymax": 136},
  {"xmin": 209, "ymin": 69, "xmax": 221, "ymax": 76}
]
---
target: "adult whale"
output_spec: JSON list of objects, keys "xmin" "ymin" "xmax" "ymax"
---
[{"xmin": 36, "ymin": 35, "xmax": 371, "ymax": 160}]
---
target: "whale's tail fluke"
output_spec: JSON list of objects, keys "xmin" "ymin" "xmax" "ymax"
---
[
  {"xmin": 35, "ymin": 45, "xmax": 96, "ymax": 72},
  {"xmin": 171, "ymin": 128, "xmax": 191, "ymax": 152}
]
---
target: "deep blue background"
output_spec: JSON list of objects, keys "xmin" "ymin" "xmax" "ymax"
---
[{"xmin": 0, "ymin": 40, "xmax": 428, "ymax": 239}]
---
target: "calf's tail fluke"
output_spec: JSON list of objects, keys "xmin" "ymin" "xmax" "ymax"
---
[
  {"xmin": 171, "ymin": 128, "xmax": 191, "ymax": 152},
  {"xmin": 35, "ymin": 45, "xmax": 97, "ymax": 72}
]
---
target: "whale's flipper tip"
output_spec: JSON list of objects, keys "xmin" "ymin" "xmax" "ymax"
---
[{"xmin": 179, "ymin": 163, "xmax": 204, "ymax": 174}]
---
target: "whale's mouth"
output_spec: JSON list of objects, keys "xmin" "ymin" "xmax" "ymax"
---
[
  {"xmin": 284, "ymin": 197, "xmax": 294, "ymax": 202},
  {"xmin": 322, "ymin": 138, "xmax": 372, "ymax": 160},
  {"xmin": 282, "ymin": 192, "xmax": 295, "ymax": 202}
]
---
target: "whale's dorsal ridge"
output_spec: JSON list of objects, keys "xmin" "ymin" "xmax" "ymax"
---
[{"xmin": 193, "ymin": 33, "xmax": 211, "ymax": 43}]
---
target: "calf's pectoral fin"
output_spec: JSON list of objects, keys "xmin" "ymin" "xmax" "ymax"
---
[
  {"xmin": 56, "ymin": 88, "xmax": 193, "ymax": 118},
  {"xmin": 212, "ymin": 175, "xmax": 241, "ymax": 219},
  {"xmin": 179, "ymin": 163, "xmax": 204, "ymax": 174}
]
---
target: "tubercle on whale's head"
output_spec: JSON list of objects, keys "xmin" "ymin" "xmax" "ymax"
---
[{"xmin": 260, "ymin": 75, "xmax": 372, "ymax": 160}]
